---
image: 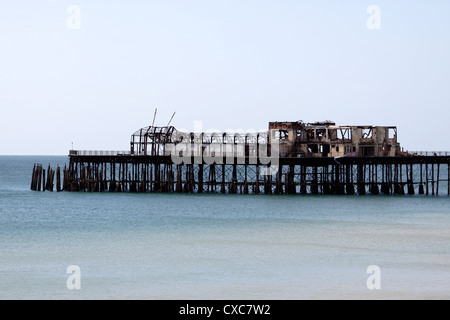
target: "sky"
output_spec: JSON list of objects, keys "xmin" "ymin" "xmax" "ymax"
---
[{"xmin": 0, "ymin": 0, "xmax": 449, "ymax": 155}]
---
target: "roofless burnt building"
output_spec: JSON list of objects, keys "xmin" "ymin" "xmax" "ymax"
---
[
  {"xmin": 31, "ymin": 119, "xmax": 449, "ymax": 196},
  {"xmin": 268, "ymin": 121, "xmax": 400, "ymax": 158}
]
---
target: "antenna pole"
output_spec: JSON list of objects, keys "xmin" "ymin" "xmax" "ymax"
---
[
  {"xmin": 151, "ymin": 108, "xmax": 158, "ymax": 127},
  {"xmin": 167, "ymin": 112, "xmax": 176, "ymax": 127}
]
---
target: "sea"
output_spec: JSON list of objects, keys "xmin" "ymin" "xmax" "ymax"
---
[{"xmin": 0, "ymin": 156, "xmax": 449, "ymax": 300}]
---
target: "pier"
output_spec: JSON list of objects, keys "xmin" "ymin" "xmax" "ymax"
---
[
  {"xmin": 30, "ymin": 120, "xmax": 450, "ymax": 195},
  {"xmin": 31, "ymin": 152, "xmax": 450, "ymax": 196}
]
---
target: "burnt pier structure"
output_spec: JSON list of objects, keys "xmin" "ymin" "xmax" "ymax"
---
[
  {"xmin": 30, "ymin": 153, "xmax": 449, "ymax": 196},
  {"xmin": 31, "ymin": 120, "xmax": 450, "ymax": 195}
]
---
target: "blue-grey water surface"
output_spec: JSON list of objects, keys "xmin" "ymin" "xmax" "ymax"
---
[{"xmin": 0, "ymin": 156, "xmax": 449, "ymax": 299}]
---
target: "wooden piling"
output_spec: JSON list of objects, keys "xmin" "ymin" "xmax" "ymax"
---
[
  {"xmin": 42, "ymin": 168, "xmax": 46, "ymax": 192},
  {"xmin": 198, "ymin": 164, "xmax": 203, "ymax": 193},
  {"xmin": 221, "ymin": 164, "xmax": 226, "ymax": 194},
  {"xmin": 431, "ymin": 163, "xmax": 435, "ymax": 196},
  {"xmin": 56, "ymin": 165, "xmax": 61, "ymax": 192},
  {"xmin": 436, "ymin": 163, "xmax": 440, "ymax": 196},
  {"xmin": 357, "ymin": 164, "xmax": 365, "ymax": 195},
  {"xmin": 31, "ymin": 164, "xmax": 36, "ymax": 190},
  {"xmin": 255, "ymin": 165, "xmax": 260, "ymax": 195},
  {"xmin": 407, "ymin": 163, "xmax": 414, "ymax": 195},
  {"xmin": 311, "ymin": 166, "xmax": 318, "ymax": 194},
  {"xmin": 300, "ymin": 165, "xmax": 306, "ymax": 194}
]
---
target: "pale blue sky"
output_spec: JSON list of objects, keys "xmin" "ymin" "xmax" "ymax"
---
[{"xmin": 1, "ymin": 0, "xmax": 449, "ymax": 154}]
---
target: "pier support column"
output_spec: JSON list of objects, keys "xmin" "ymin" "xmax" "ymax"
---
[
  {"xmin": 431, "ymin": 163, "xmax": 435, "ymax": 196},
  {"xmin": 436, "ymin": 164, "xmax": 440, "ymax": 196},
  {"xmin": 345, "ymin": 165, "xmax": 354, "ymax": 195},
  {"xmin": 407, "ymin": 164, "xmax": 415, "ymax": 195},
  {"xmin": 357, "ymin": 164, "xmax": 365, "ymax": 195},
  {"xmin": 300, "ymin": 165, "xmax": 307, "ymax": 194},
  {"xmin": 255, "ymin": 165, "xmax": 260, "ymax": 195},
  {"xmin": 198, "ymin": 164, "xmax": 203, "ymax": 194},
  {"xmin": 311, "ymin": 166, "xmax": 318, "ymax": 194}
]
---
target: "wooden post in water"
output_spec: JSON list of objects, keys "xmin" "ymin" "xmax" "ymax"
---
[
  {"xmin": 244, "ymin": 164, "xmax": 249, "ymax": 194},
  {"xmin": 148, "ymin": 163, "xmax": 153, "ymax": 192},
  {"xmin": 393, "ymin": 164, "xmax": 398, "ymax": 195},
  {"xmin": 419, "ymin": 163, "xmax": 424, "ymax": 194},
  {"xmin": 189, "ymin": 164, "xmax": 195, "ymax": 193},
  {"xmin": 62, "ymin": 164, "xmax": 67, "ymax": 191},
  {"xmin": 42, "ymin": 168, "xmax": 46, "ymax": 192},
  {"xmin": 56, "ymin": 165, "xmax": 61, "ymax": 192},
  {"xmin": 103, "ymin": 164, "xmax": 107, "ymax": 191},
  {"xmin": 407, "ymin": 163, "xmax": 414, "ymax": 195},
  {"xmin": 183, "ymin": 165, "xmax": 188, "ymax": 193},
  {"xmin": 128, "ymin": 171, "xmax": 136, "ymax": 192},
  {"xmin": 175, "ymin": 165, "xmax": 181, "ymax": 193},
  {"xmin": 169, "ymin": 169, "xmax": 174, "ymax": 193},
  {"xmin": 36, "ymin": 165, "xmax": 41, "ymax": 191},
  {"xmin": 198, "ymin": 164, "xmax": 203, "ymax": 194},
  {"xmin": 311, "ymin": 166, "xmax": 318, "ymax": 194},
  {"xmin": 389, "ymin": 164, "xmax": 394, "ymax": 194},
  {"xmin": 31, "ymin": 164, "xmax": 36, "ymax": 190},
  {"xmin": 221, "ymin": 164, "xmax": 226, "ymax": 194},
  {"xmin": 436, "ymin": 163, "xmax": 440, "ymax": 196},
  {"xmin": 267, "ymin": 171, "xmax": 272, "ymax": 194},
  {"xmin": 109, "ymin": 162, "xmax": 115, "ymax": 192},
  {"xmin": 94, "ymin": 164, "xmax": 99, "ymax": 192},
  {"xmin": 275, "ymin": 165, "xmax": 281, "ymax": 194},
  {"xmin": 45, "ymin": 164, "xmax": 49, "ymax": 191},
  {"xmin": 287, "ymin": 164, "xmax": 295, "ymax": 194},
  {"xmin": 333, "ymin": 164, "xmax": 338, "ymax": 194},
  {"xmin": 448, "ymin": 162, "xmax": 450, "ymax": 196},
  {"xmin": 300, "ymin": 165, "xmax": 306, "ymax": 194},
  {"xmin": 141, "ymin": 165, "xmax": 146, "ymax": 192},
  {"xmin": 322, "ymin": 166, "xmax": 328, "ymax": 194},
  {"xmin": 372, "ymin": 164, "xmax": 379, "ymax": 195},
  {"xmin": 255, "ymin": 165, "xmax": 260, "ymax": 195},
  {"xmin": 346, "ymin": 164, "xmax": 354, "ymax": 195},
  {"xmin": 80, "ymin": 163, "xmax": 84, "ymax": 191},
  {"xmin": 87, "ymin": 163, "xmax": 92, "ymax": 192},
  {"xmin": 399, "ymin": 164, "xmax": 404, "ymax": 195},
  {"xmin": 357, "ymin": 164, "xmax": 365, "ymax": 195},
  {"xmin": 431, "ymin": 163, "xmax": 435, "ymax": 196},
  {"xmin": 48, "ymin": 167, "xmax": 54, "ymax": 191}
]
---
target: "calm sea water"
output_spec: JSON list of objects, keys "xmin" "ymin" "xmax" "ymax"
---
[{"xmin": 0, "ymin": 156, "xmax": 449, "ymax": 299}]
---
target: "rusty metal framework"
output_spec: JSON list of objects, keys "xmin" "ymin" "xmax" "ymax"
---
[
  {"xmin": 130, "ymin": 126, "xmax": 177, "ymax": 156},
  {"xmin": 130, "ymin": 125, "xmax": 269, "ymax": 158}
]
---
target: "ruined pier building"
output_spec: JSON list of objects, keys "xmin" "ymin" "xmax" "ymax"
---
[
  {"xmin": 129, "ymin": 120, "xmax": 400, "ymax": 158},
  {"xmin": 31, "ymin": 120, "xmax": 449, "ymax": 196},
  {"xmin": 267, "ymin": 121, "xmax": 400, "ymax": 158}
]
